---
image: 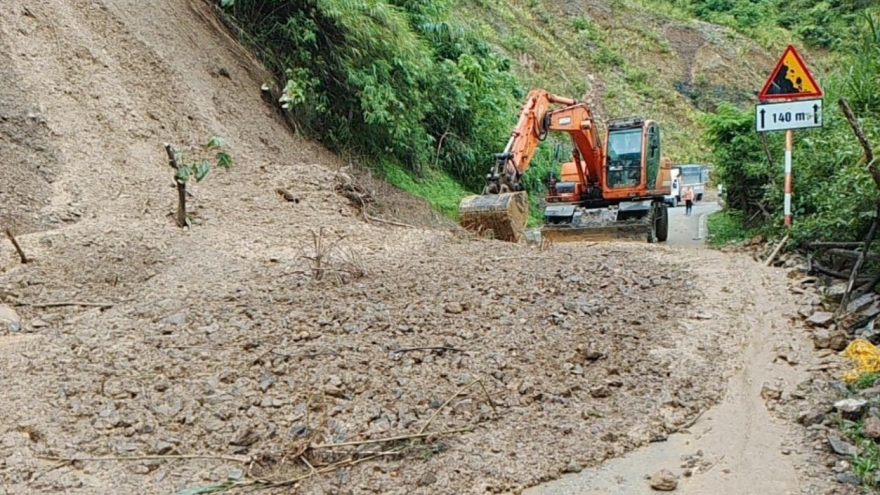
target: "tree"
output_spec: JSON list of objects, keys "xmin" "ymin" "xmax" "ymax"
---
[{"xmin": 163, "ymin": 136, "xmax": 233, "ymax": 227}]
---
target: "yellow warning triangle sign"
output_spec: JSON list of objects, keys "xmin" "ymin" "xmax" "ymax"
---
[{"xmin": 759, "ymin": 45, "xmax": 822, "ymax": 100}]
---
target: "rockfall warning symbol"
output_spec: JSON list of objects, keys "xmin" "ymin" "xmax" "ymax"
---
[{"xmin": 758, "ymin": 45, "xmax": 822, "ymax": 100}]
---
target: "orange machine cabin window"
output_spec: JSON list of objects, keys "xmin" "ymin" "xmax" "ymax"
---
[{"xmin": 605, "ymin": 128, "xmax": 643, "ymax": 189}]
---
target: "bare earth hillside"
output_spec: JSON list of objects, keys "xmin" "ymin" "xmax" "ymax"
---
[{"xmin": 0, "ymin": 1, "xmax": 853, "ymax": 495}]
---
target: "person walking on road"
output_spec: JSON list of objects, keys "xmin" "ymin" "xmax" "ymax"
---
[{"xmin": 683, "ymin": 186, "xmax": 694, "ymax": 216}]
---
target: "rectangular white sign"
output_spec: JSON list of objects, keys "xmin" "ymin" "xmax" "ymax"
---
[{"xmin": 755, "ymin": 99, "xmax": 823, "ymax": 132}]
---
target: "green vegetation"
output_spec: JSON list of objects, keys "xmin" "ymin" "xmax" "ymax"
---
[
  {"xmin": 216, "ymin": 0, "xmax": 877, "ymax": 239},
  {"xmin": 823, "ymin": 373, "xmax": 880, "ymax": 489},
  {"xmin": 217, "ymin": 0, "xmax": 595, "ymax": 222},
  {"xmin": 166, "ymin": 135, "xmax": 233, "ymax": 228},
  {"xmin": 853, "ymin": 371, "xmax": 880, "ymax": 391},
  {"xmin": 706, "ymin": 210, "xmax": 753, "ymax": 247},
  {"xmin": 661, "ymin": 0, "xmax": 868, "ymax": 49},
  {"xmin": 377, "ymin": 160, "xmax": 474, "ymax": 219},
  {"xmin": 170, "ymin": 135, "xmax": 233, "ymax": 185},
  {"xmin": 218, "ymin": 0, "xmax": 523, "ymax": 196},
  {"xmin": 705, "ymin": 11, "xmax": 880, "ymax": 245},
  {"xmin": 215, "ymin": 0, "xmax": 761, "ymax": 223},
  {"xmin": 834, "ymin": 371, "xmax": 880, "ymax": 488},
  {"xmin": 839, "ymin": 416, "xmax": 880, "ymax": 489}
]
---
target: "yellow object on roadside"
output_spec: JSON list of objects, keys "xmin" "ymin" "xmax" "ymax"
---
[{"xmin": 841, "ymin": 338, "xmax": 880, "ymax": 382}]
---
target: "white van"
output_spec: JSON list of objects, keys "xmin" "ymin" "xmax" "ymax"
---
[
  {"xmin": 664, "ymin": 165, "xmax": 709, "ymax": 206},
  {"xmin": 664, "ymin": 168, "xmax": 681, "ymax": 207}
]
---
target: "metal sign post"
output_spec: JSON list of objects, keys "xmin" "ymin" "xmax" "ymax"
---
[
  {"xmin": 785, "ymin": 129, "xmax": 792, "ymax": 225},
  {"xmin": 756, "ymin": 45, "xmax": 824, "ymax": 226}
]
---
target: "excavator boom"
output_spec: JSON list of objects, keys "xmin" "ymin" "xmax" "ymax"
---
[
  {"xmin": 478, "ymin": 89, "xmax": 602, "ymax": 194},
  {"xmin": 459, "ymin": 90, "xmax": 605, "ymax": 242}
]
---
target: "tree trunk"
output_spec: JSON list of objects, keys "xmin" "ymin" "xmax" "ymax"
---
[
  {"xmin": 176, "ymin": 180, "xmax": 187, "ymax": 228},
  {"xmin": 835, "ymin": 98, "xmax": 880, "ymax": 319},
  {"xmin": 840, "ymin": 98, "xmax": 879, "ymax": 188},
  {"xmin": 857, "ymin": 272, "xmax": 880, "ymax": 297},
  {"xmin": 764, "ymin": 234, "xmax": 789, "ymax": 266},
  {"xmin": 837, "ymin": 202, "xmax": 880, "ymax": 317},
  {"xmin": 812, "ymin": 262, "xmax": 871, "ymax": 283},
  {"xmin": 5, "ymin": 228, "xmax": 28, "ymax": 264},
  {"xmin": 164, "ymin": 143, "xmax": 188, "ymax": 228},
  {"xmin": 808, "ymin": 241, "xmax": 865, "ymax": 249}
]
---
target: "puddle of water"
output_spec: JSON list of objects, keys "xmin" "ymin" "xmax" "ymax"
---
[{"xmin": 521, "ymin": 432, "xmax": 696, "ymax": 495}]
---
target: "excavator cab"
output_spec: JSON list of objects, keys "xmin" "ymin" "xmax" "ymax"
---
[
  {"xmin": 606, "ymin": 127, "xmax": 644, "ymax": 189},
  {"xmin": 603, "ymin": 118, "xmax": 663, "ymax": 194}
]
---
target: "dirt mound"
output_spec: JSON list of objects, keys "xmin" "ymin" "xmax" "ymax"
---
[
  {"xmin": 1, "ymin": 234, "xmax": 741, "ymax": 494},
  {"xmin": 0, "ymin": 1, "xmax": 744, "ymax": 494},
  {"xmin": 0, "ymin": 43, "xmax": 59, "ymax": 235}
]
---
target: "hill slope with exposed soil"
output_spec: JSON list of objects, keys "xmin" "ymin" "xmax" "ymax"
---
[{"xmin": 453, "ymin": 0, "xmax": 788, "ymax": 162}]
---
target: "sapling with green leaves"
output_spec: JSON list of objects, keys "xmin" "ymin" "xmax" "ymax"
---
[{"xmin": 163, "ymin": 136, "xmax": 233, "ymax": 227}]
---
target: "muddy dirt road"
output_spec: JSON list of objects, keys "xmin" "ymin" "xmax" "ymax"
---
[{"xmin": 524, "ymin": 206, "xmax": 835, "ymax": 495}]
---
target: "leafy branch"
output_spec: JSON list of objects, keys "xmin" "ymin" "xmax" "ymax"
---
[
  {"xmin": 164, "ymin": 136, "xmax": 234, "ymax": 227},
  {"xmin": 171, "ymin": 136, "xmax": 233, "ymax": 184}
]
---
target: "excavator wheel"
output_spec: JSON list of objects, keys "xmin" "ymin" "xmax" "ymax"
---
[
  {"xmin": 656, "ymin": 203, "xmax": 669, "ymax": 243},
  {"xmin": 458, "ymin": 191, "xmax": 529, "ymax": 243},
  {"xmin": 646, "ymin": 201, "xmax": 668, "ymax": 244}
]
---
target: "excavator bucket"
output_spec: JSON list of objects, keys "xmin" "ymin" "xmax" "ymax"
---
[
  {"xmin": 458, "ymin": 192, "xmax": 529, "ymax": 243},
  {"xmin": 541, "ymin": 221, "xmax": 652, "ymax": 243},
  {"xmin": 540, "ymin": 203, "xmax": 660, "ymax": 243}
]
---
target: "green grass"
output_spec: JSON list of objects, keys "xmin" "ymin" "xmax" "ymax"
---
[
  {"xmin": 836, "ymin": 371, "xmax": 880, "ymax": 489},
  {"xmin": 368, "ymin": 0, "xmax": 789, "ymax": 225},
  {"xmin": 458, "ymin": 0, "xmax": 720, "ymax": 163},
  {"xmin": 840, "ymin": 417, "xmax": 880, "ymax": 489},
  {"xmin": 379, "ymin": 158, "xmax": 551, "ymax": 227},
  {"xmin": 706, "ymin": 209, "xmax": 753, "ymax": 247},
  {"xmin": 853, "ymin": 372, "xmax": 880, "ymax": 391},
  {"xmin": 377, "ymin": 161, "xmax": 474, "ymax": 220}
]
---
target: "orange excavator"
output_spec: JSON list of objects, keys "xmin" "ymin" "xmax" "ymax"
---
[{"xmin": 458, "ymin": 89, "xmax": 673, "ymax": 243}]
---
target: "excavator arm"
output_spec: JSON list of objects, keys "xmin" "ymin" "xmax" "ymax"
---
[
  {"xmin": 544, "ymin": 102, "xmax": 604, "ymax": 189},
  {"xmin": 485, "ymin": 89, "xmax": 603, "ymax": 194},
  {"xmin": 460, "ymin": 89, "xmax": 605, "ymax": 242}
]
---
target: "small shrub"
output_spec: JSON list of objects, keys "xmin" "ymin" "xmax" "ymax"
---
[
  {"xmin": 591, "ymin": 45, "xmax": 624, "ymax": 67},
  {"xmin": 571, "ymin": 16, "xmax": 588, "ymax": 31},
  {"xmin": 164, "ymin": 136, "xmax": 233, "ymax": 227},
  {"xmin": 706, "ymin": 210, "xmax": 752, "ymax": 247}
]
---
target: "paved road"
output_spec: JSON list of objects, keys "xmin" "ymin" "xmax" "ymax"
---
[{"xmin": 666, "ymin": 201, "xmax": 720, "ymax": 248}]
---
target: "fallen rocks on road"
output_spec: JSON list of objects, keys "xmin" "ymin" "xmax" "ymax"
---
[
  {"xmin": 856, "ymin": 321, "xmax": 880, "ymax": 345},
  {"xmin": 0, "ymin": 234, "xmax": 738, "ymax": 495},
  {"xmin": 564, "ymin": 461, "xmax": 583, "ymax": 473},
  {"xmin": 863, "ymin": 417, "xmax": 880, "ymax": 439},
  {"xmin": 761, "ymin": 382, "xmax": 782, "ymax": 401},
  {"xmin": 0, "ymin": 304, "xmax": 21, "ymax": 332},
  {"xmin": 812, "ymin": 329, "xmax": 848, "ymax": 351},
  {"xmin": 806, "ymin": 312, "xmax": 834, "ymax": 328},
  {"xmin": 834, "ymin": 399, "xmax": 867, "ymax": 420},
  {"xmin": 650, "ymin": 469, "xmax": 678, "ymax": 491},
  {"xmin": 837, "ymin": 472, "xmax": 861, "ymax": 486},
  {"xmin": 590, "ymin": 385, "xmax": 612, "ymax": 398},
  {"xmin": 829, "ymin": 330, "xmax": 849, "ymax": 351},
  {"xmin": 847, "ymin": 294, "xmax": 875, "ymax": 313},
  {"xmin": 824, "ymin": 284, "xmax": 848, "ymax": 303},
  {"xmin": 797, "ymin": 409, "xmax": 826, "ymax": 427},
  {"xmin": 828, "ymin": 437, "xmax": 859, "ymax": 457}
]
